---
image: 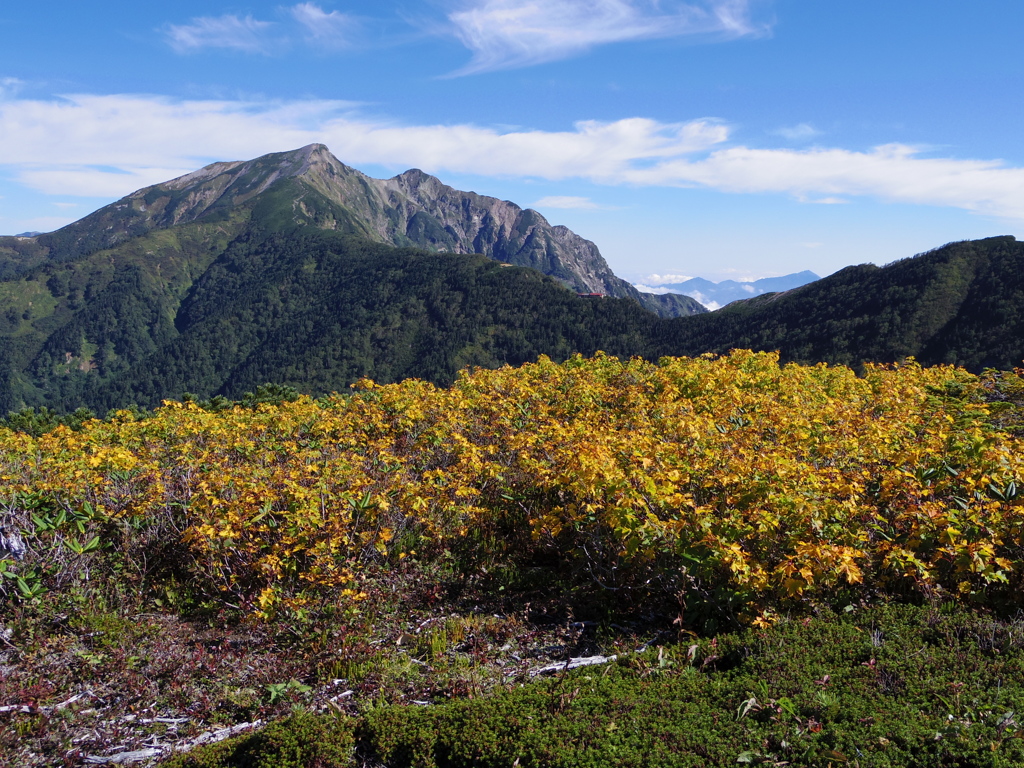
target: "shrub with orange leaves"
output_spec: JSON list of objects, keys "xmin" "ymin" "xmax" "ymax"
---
[{"xmin": 1, "ymin": 351, "xmax": 1022, "ymax": 625}]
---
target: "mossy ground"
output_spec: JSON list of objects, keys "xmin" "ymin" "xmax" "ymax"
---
[
  {"xmin": 167, "ymin": 603, "xmax": 1024, "ymax": 768},
  {"xmin": 8, "ymin": 573, "xmax": 1024, "ymax": 766},
  {"xmin": 1, "ymin": 560, "xmax": 655, "ymax": 766}
]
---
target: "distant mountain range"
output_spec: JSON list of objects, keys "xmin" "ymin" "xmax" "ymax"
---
[
  {"xmin": 640, "ymin": 271, "xmax": 821, "ymax": 309},
  {"xmin": 0, "ymin": 144, "xmax": 1022, "ymax": 415}
]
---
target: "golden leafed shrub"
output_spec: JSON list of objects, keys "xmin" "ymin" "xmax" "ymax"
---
[{"xmin": 2, "ymin": 351, "xmax": 1022, "ymax": 623}]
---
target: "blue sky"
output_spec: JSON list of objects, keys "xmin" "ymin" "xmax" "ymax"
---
[{"xmin": 2, "ymin": 1, "xmax": 1023, "ymax": 282}]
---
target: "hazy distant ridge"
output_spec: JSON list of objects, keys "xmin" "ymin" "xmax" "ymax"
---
[{"xmin": 638, "ymin": 270, "xmax": 820, "ymax": 309}]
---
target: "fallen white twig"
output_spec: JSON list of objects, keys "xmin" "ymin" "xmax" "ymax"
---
[
  {"xmin": 529, "ymin": 654, "xmax": 618, "ymax": 676},
  {"xmin": 81, "ymin": 719, "xmax": 264, "ymax": 765},
  {"xmin": 0, "ymin": 704, "xmax": 33, "ymax": 714},
  {"xmin": 177, "ymin": 719, "xmax": 263, "ymax": 750},
  {"xmin": 83, "ymin": 747, "xmax": 163, "ymax": 765}
]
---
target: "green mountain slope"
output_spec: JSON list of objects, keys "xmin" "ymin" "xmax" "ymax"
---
[
  {"xmin": 0, "ymin": 216, "xmax": 249, "ymax": 412},
  {"xmin": 1, "ymin": 143, "xmax": 1023, "ymax": 415},
  {"xmin": 0, "ymin": 145, "xmax": 704, "ymax": 316},
  {"xmin": 84, "ymin": 230, "xmax": 660, "ymax": 411},
  {"xmin": 659, "ymin": 236, "xmax": 1024, "ymax": 370}
]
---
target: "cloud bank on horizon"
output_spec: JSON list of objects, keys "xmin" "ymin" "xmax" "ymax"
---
[{"xmin": 2, "ymin": 92, "xmax": 1024, "ymax": 223}]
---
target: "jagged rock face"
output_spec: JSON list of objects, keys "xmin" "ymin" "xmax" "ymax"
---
[
  {"xmin": 291, "ymin": 145, "xmax": 627, "ymax": 296},
  {"xmin": 37, "ymin": 144, "xmax": 705, "ymax": 314}
]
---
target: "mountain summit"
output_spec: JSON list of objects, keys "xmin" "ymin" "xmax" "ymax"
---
[
  {"xmin": 0, "ymin": 145, "xmax": 704, "ymax": 412},
  {"xmin": 15, "ymin": 145, "xmax": 701, "ymax": 317},
  {"xmin": 6, "ymin": 146, "xmax": 1020, "ymax": 417}
]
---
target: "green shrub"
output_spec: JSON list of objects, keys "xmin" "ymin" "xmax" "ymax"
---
[
  {"xmin": 164, "ymin": 711, "xmax": 355, "ymax": 768},
  {"xmin": 354, "ymin": 604, "xmax": 1024, "ymax": 767}
]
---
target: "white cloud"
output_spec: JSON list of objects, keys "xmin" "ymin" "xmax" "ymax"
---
[
  {"xmin": 19, "ymin": 167, "xmax": 204, "ymax": 197},
  {"xmin": 3, "ymin": 92, "xmax": 1024, "ymax": 223},
  {"xmin": 0, "ymin": 95, "xmax": 352, "ymax": 195},
  {"xmin": 774, "ymin": 122, "xmax": 820, "ymax": 141},
  {"xmin": 321, "ymin": 117, "xmax": 728, "ymax": 183},
  {"xmin": 290, "ymin": 3, "xmax": 356, "ymax": 48},
  {"xmin": 640, "ymin": 273, "xmax": 694, "ymax": 284},
  {"xmin": 532, "ymin": 195, "xmax": 602, "ymax": 209},
  {"xmin": 164, "ymin": 5, "xmax": 356, "ymax": 55},
  {"xmin": 165, "ymin": 14, "xmax": 276, "ymax": 54},
  {"xmin": 447, "ymin": 0, "xmax": 769, "ymax": 74},
  {"xmin": 0, "ymin": 94, "xmax": 728, "ymax": 195},
  {"xmin": 623, "ymin": 143, "xmax": 1024, "ymax": 220},
  {"xmin": 679, "ymin": 290, "xmax": 721, "ymax": 310},
  {"xmin": 0, "ymin": 77, "xmax": 23, "ymax": 100}
]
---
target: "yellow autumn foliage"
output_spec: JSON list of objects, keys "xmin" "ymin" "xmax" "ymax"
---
[{"xmin": 2, "ymin": 350, "xmax": 1023, "ymax": 623}]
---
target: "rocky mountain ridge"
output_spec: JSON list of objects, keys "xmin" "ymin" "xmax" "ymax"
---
[{"xmin": 1, "ymin": 145, "xmax": 703, "ymax": 317}]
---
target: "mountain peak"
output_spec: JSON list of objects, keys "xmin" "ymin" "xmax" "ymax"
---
[
  {"xmin": 161, "ymin": 143, "xmax": 339, "ymax": 193},
  {"xmin": 26, "ymin": 144, "xmax": 705, "ymax": 316},
  {"xmin": 289, "ymin": 143, "xmax": 335, "ymax": 172},
  {"xmin": 394, "ymin": 168, "xmax": 429, "ymax": 183},
  {"xmin": 387, "ymin": 168, "xmax": 453, "ymax": 201},
  {"xmin": 298, "ymin": 142, "xmax": 330, "ymax": 155}
]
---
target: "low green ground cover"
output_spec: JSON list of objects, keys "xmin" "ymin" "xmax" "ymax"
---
[{"xmin": 171, "ymin": 604, "xmax": 1024, "ymax": 767}]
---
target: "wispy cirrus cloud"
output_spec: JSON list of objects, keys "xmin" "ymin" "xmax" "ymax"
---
[
  {"xmin": 3, "ymin": 92, "xmax": 1024, "ymax": 224},
  {"xmin": 290, "ymin": 2, "xmax": 357, "ymax": 48},
  {"xmin": 774, "ymin": 122, "xmax": 820, "ymax": 141},
  {"xmin": 446, "ymin": 0, "xmax": 770, "ymax": 74},
  {"xmin": 164, "ymin": 4, "xmax": 356, "ymax": 55},
  {"xmin": 165, "ymin": 14, "xmax": 276, "ymax": 54},
  {"xmin": 532, "ymin": 196, "xmax": 607, "ymax": 209}
]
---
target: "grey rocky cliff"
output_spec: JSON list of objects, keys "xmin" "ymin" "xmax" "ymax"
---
[
  {"xmin": 292, "ymin": 145, "xmax": 705, "ymax": 315},
  {"xmin": 36, "ymin": 144, "xmax": 706, "ymax": 317},
  {"xmin": 285, "ymin": 146, "xmax": 629, "ymax": 296}
]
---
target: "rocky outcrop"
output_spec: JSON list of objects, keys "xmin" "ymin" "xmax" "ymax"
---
[
  {"xmin": 294, "ymin": 146, "xmax": 704, "ymax": 313},
  {"xmin": 34, "ymin": 144, "xmax": 706, "ymax": 316}
]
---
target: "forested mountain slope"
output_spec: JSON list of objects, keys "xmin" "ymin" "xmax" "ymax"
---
[
  {"xmin": 0, "ymin": 218, "xmax": 666, "ymax": 413},
  {"xmin": 82, "ymin": 231, "xmax": 662, "ymax": 412},
  {"xmin": 0, "ymin": 142, "xmax": 1022, "ymax": 414},
  {"xmin": 0, "ymin": 145, "xmax": 703, "ymax": 316},
  {"xmin": 658, "ymin": 236, "xmax": 1024, "ymax": 370}
]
